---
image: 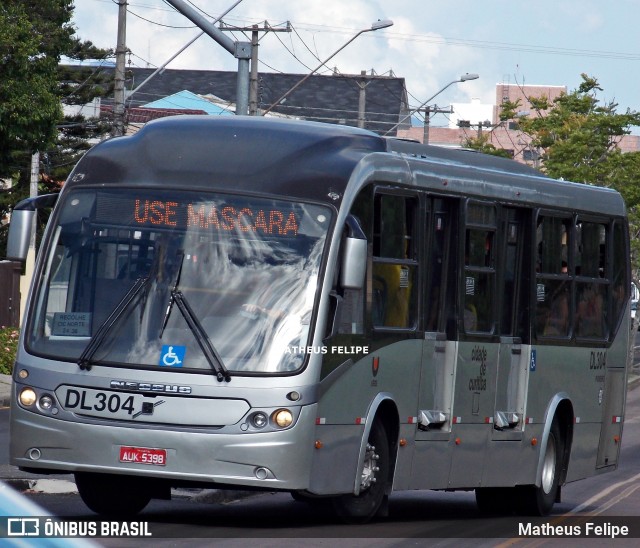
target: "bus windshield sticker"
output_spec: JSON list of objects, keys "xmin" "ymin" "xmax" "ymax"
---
[
  {"xmin": 465, "ymin": 276, "xmax": 475, "ymax": 295},
  {"xmin": 51, "ymin": 312, "xmax": 92, "ymax": 337},
  {"xmin": 537, "ymin": 283, "xmax": 546, "ymax": 302},
  {"xmin": 399, "ymin": 267, "xmax": 409, "ymax": 288},
  {"xmin": 159, "ymin": 345, "xmax": 186, "ymax": 367}
]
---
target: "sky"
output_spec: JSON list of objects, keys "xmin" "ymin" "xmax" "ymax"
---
[{"xmin": 71, "ymin": 0, "xmax": 640, "ymax": 130}]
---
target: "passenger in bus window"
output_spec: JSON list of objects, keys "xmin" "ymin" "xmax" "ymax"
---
[
  {"xmin": 464, "ymin": 303, "xmax": 477, "ymax": 331},
  {"xmin": 576, "ymin": 284, "xmax": 604, "ymax": 337},
  {"xmin": 372, "ymin": 263, "xmax": 412, "ymax": 327},
  {"xmin": 544, "ymin": 288, "xmax": 569, "ymax": 336}
]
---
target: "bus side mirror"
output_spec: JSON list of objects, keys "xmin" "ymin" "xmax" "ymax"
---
[
  {"xmin": 6, "ymin": 209, "xmax": 35, "ymax": 261},
  {"xmin": 340, "ymin": 237, "xmax": 367, "ymax": 289},
  {"xmin": 340, "ymin": 215, "xmax": 367, "ymax": 290},
  {"xmin": 6, "ymin": 193, "xmax": 59, "ymax": 261}
]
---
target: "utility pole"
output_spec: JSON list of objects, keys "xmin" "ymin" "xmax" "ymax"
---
[
  {"xmin": 20, "ymin": 152, "xmax": 39, "ymax": 319},
  {"xmin": 112, "ymin": 0, "xmax": 128, "ymax": 137},
  {"xmin": 457, "ymin": 120, "xmax": 494, "ymax": 138},
  {"xmin": 164, "ymin": 0, "xmax": 252, "ymax": 115},
  {"xmin": 417, "ymin": 105, "xmax": 453, "ymax": 144},
  {"xmin": 125, "ymin": 1, "xmax": 244, "ymax": 105},
  {"xmin": 219, "ymin": 21, "xmax": 291, "ymax": 115},
  {"xmin": 357, "ymin": 70, "xmax": 369, "ymax": 128},
  {"xmin": 250, "ymin": 25, "xmax": 259, "ymax": 115}
]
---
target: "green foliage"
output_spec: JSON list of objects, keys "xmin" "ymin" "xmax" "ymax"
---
[
  {"xmin": 516, "ymin": 74, "xmax": 640, "ymax": 187},
  {"xmin": 464, "ymin": 74, "xmax": 640, "ymax": 277},
  {"xmin": 462, "ymin": 133, "xmax": 514, "ymax": 159},
  {"xmin": 514, "ymin": 74, "xmax": 640, "ymax": 275},
  {"xmin": 0, "ymin": 2, "xmax": 69, "ymax": 170},
  {"xmin": 0, "ymin": 1, "xmax": 112, "ymax": 255},
  {"xmin": 0, "ymin": 326, "xmax": 19, "ymax": 375}
]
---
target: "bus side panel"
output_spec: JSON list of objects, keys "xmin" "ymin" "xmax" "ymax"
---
[
  {"xmin": 528, "ymin": 345, "xmax": 621, "ymax": 482},
  {"xmin": 409, "ymin": 439, "xmax": 452, "ymax": 490},
  {"xmin": 565, "ymin": 423, "xmax": 603, "ymax": 481},
  {"xmin": 595, "ymin": 312, "xmax": 630, "ymax": 469},
  {"xmin": 307, "ymin": 424, "xmax": 363, "ymax": 495},
  {"xmin": 312, "ymin": 340, "xmax": 422, "ymax": 495},
  {"xmin": 596, "ymin": 368, "xmax": 625, "ymax": 469}
]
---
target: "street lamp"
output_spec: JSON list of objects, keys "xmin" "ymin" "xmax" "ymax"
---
[
  {"xmin": 261, "ymin": 19, "xmax": 394, "ymax": 116},
  {"xmin": 384, "ymin": 73, "xmax": 479, "ymax": 136}
]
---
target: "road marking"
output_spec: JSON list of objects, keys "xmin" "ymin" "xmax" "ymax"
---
[{"xmin": 567, "ymin": 470, "xmax": 640, "ymax": 514}]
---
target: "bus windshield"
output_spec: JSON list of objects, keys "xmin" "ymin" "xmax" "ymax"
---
[{"xmin": 28, "ymin": 188, "xmax": 332, "ymax": 374}]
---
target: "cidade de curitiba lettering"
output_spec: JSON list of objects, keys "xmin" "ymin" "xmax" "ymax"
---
[{"xmin": 133, "ymin": 199, "xmax": 300, "ymax": 236}]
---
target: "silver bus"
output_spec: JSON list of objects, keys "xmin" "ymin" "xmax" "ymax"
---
[{"xmin": 7, "ymin": 117, "xmax": 630, "ymax": 522}]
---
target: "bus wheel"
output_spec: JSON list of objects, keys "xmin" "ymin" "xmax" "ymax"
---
[
  {"xmin": 517, "ymin": 419, "xmax": 563, "ymax": 516},
  {"xmin": 332, "ymin": 420, "xmax": 389, "ymax": 524},
  {"xmin": 75, "ymin": 472, "xmax": 152, "ymax": 517}
]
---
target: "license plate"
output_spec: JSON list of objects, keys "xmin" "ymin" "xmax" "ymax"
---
[{"xmin": 119, "ymin": 446, "xmax": 167, "ymax": 466}]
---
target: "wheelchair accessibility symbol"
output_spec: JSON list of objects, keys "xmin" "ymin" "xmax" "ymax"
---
[{"xmin": 159, "ymin": 345, "xmax": 186, "ymax": 367}]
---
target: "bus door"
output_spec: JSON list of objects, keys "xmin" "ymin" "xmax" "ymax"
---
[
  {"xmin": 413, "ymin": 197, "xmax": 457, "ymax": 490},
  {"xmin": 492, "ymin": 207, "xmax": 530, "ymax": 443},
  {"xmin": 446, "ymin": 200, "xmax": 501, "ymax": 488}
]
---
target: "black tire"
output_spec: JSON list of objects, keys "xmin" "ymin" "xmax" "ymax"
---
[
  {"xmin": 75, "ymin": 472, "xmax": 152, "ymax": 517},
  {"xmin": 475, "ymin": 487, "xmax": 517, "ymax": 515},
  {"xmin": 517, "ymin": 419, "xmax": 563, "ymax": 516},
  {"xmin": 332, "ymin": 420, "xmax": 390, "ymax": 524}
]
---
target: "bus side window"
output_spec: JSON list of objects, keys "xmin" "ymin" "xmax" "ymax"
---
[
  {"xmin": 611, "ymin": 221, "xmax": 629, "ymax": 329},
  {"xmin": 535, "ymin": 215, "xmax": 572, "ymax": 338},
  {"xmin": 425, "ymin": 201, "xmax": 450, "ymax": 332},
  {"xmin": 372, "ymin": 193, "xmax": 418, "ymax": 329},
  {"xmin": 463, "ymin": 201, "xmax": 496, "ymax": 334},
  {"xmin": 575, "ymin": 220, "xmax": 608, "ymax": 339}
]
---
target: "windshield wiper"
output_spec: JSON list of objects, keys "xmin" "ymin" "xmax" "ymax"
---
[
  {"xmin": 171, "ymin": 291, "xmax": 231, "ymax": 383},
  {"xmin": 159, "ymin": 251, "xmax": 185, "ymax": 337},
  {"xmin": 158, "ymin": 252, "xmax": 230, "ymax": 382},
  {"xmin": 78, "ymin": 276, "xmax": 150, "ymax": 371}
]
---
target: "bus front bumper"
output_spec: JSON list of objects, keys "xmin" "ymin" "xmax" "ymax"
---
[{"xmin": 10, "ymin": 403, "xmax": 318, "ymax": 491}]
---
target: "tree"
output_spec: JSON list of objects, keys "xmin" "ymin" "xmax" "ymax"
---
[
  {"xmin": 0, "ymin": 1, "xmax": 112, "ymax": 253},
  {"xmin": 51, "ymin": 54, "xmax": 114, "ymax": 182},
  {"xmin": 466, "ymin": 74, "xmax": 640, "ymax": 275},
  {"xmin": 0, "ymin": 1, "xmax": 73, "ymax": 173},
  {"xmin": 0, "ymin": 0, "xmax": 74, "ymax": 251}
]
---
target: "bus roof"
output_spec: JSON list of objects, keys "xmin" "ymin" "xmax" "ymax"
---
[
  {"xmin": 70, "ymin": 116, "xmax": 385, "ymax": 205},
  {"xmin": 69, "ymin": 116, "xmax": 625, "ymax": 216}
]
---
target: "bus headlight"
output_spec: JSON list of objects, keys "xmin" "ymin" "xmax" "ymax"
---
[
  {"xmin": 19, "ymin": 388, "xmax": 37, "ymax": 407},
  {"xmin": 250, "ymin": 412, "xmax": 268, "ymax": 429},
  {"xmin": 39, "ymin": 394, "xmax": 54, "ymax": 410},
  {"xmin": 272, "ymin": 409, "xmax": 293, "ymax": 428}
]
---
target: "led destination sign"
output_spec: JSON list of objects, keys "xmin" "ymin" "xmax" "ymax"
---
[
  {"xmin": 95, "ymin": 194, "xmax": 304, "ymax": 237},
  {"xmin": 134, "ymin": 199, "xmax": 299, "ymax": 236}
]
